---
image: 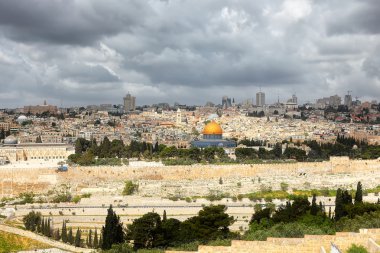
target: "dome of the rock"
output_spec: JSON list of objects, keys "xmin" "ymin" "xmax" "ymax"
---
[{"xmin": 202, "ymin": 121, "xmax": 223, "ymax": 135}]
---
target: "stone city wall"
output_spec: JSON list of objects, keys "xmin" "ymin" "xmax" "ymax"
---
[{"xmin": 0, "ymin": 157, "xmax": 379, "ymax": 197}]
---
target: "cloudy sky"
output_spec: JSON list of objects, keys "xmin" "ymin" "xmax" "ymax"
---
[{"xmin": 0, "ymin": 0, "xmax": 379, "ymax": 107}]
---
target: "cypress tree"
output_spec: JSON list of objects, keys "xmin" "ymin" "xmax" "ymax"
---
[
  {"xmin": 74, "ymin": 228, "xmax": 81, "ymax": 247},
  {"xmin": 61, "ymin": 221, "xmax": 67, "ymax": 243},
  {"xmin": 46, "ymin": 219, "xmax": 51, "ymax": 237},
  {"xmin": 87, "ymin": 229, "xmax": 93, "ymax": 248},
  {"xmin": 99, "ymin": 234, "xmax": 103, "ymax": 249},
  {"xmin": 68, "ymin": 228, "xmax": 74, "ymax": 245},
  {"xmin": 41, "ymin": 218, "xmax": 45, "ymax": 235},
  {"xmin": 328, "ymin": 206, "xmax": 332, "ymax": 219},
  {"xmin": 163, "ymin": 210, "xmax": 167, "ymax": 222},
  {"xmin": 101, "ymin": 205, "xmax": 124, "ymax": 250},
  {"xmin": 310, "ymin": 194, "xmax": 318, "ymax": 215},
  {"xmin": 54, "ymin": 229, "xmax": 61, "ymax": 241},
  {"xmin": 93, "ymin": 229, "xmax": 98, "ymax": 248},
  {"xmin": 335, "ymin": 188, "xmax": 344, "ymax": 221},
  {"xmin": 342, "ymin": 190, "xmax": 353, "ymax": 205},
  {"xmin": 354, "ymin": 181, "xmax": 363, "ymax": 204},
  {"xmin": 37, "ymin": 220, "xmax": 41, "ymax": 234}
]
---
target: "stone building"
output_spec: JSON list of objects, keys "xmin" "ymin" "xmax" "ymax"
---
[{"xmin": 0, "ymin": 136, "xmax": 74, "ymax": 164}]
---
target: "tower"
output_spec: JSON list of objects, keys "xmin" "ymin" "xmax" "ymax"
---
[
  {"xmin": 222, "ymin": 96, "xmax": 232, "ymax": 109},
  {"xmin": 123, "ymin": 93, "xmax": 136, "ymax": 112},
  {"xmin": 176, "ymin": 108, "xmax": 182, "ymax": 126},
  {"xmin": 256, "ymin": 91, "xmax": 265, "ymax": 106},
  {"xmin": 344, "ymin": 91, "xmax": 352, "ymax": 108}
]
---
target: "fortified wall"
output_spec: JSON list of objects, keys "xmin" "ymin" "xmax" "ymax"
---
[{"xmin": 0, "ymin": 157, "xmax": 379, "ymax": 197}]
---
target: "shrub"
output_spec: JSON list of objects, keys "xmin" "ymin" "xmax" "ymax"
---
[
  {"xmin": 122, "ymin": 181, "xmax": 138, "ymax": 195},
  {"xmin": 23, "ymin": 211, "xmax": 41, "ymax": 232},
  {"xmin": 346, "ymin": 244, "xmax": 369, "ymax": 253},
  {"xmin": 280, "ymin": 182, "xmax": 289, "ymax": 192}
]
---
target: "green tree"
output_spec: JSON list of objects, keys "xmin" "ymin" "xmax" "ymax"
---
[
  {"xmin": 36, "ymin": 136, "xmax": 42, "ymax": 143},
  {"xmin": 68, "ymin": 228, "xmax": 74, "ymax": 245},
  {"xmin": 162, "ymin": 218, "xmax": 181, "ymax": 246},
  {"xmin": 335, "ymin": 188, "xmax": 344, "ymax": 221},
  {"xmin": 179, "ymin": 205, "xmax": 234, "ymax": 243},
  {"xmin": 53, "ymin": 229, "xmax": 61, "ymax": 241},
  {"xmin": 87, "ymin": 229, "xmax": 93, "ymax": 248},
  {"xmin": 45, "ymin": 219, "xmax": 51, "ymax": 237},
  {"xmin": 61, "ymin": 221, "xmax": 67, "ymax": 243},
  {"xmin": 22, "ymin": 211, "xmax": 41, "ymax": 232},
  {"xmin": 126, "ymin": 212, "xmax": 164, "ymax": 250},
  {"xmin": 355, "ymin": 182, "xmax": 363, "ymax": 204},
  {"xmin": 101, "ymin": 205, "xmax": 125, "ymax": 250},
  {"xmin": 93, "ymin": 229, "xmax": 99, "ymax": 248},
  {"xmin": 74, "ymin": 228, "xmax": 81, "ymax": 247},
  {"xmin": 310, "ymin": 194, "xmax": 318, "ymax": 215},
  {"xmin": 162, "ymin": 210, "xmax": 167, "ymax": 222}
]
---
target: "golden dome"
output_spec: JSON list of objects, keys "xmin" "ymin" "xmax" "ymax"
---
[{"xmin": 203, "ymin": 121, "xmax": 223, "ymax": 135}]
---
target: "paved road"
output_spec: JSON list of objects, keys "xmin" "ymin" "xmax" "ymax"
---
[{"xmin": 0, "ymin": 224, "xmax": 92, "ymax": 253}]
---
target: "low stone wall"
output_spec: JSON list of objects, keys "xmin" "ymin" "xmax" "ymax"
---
[{"xmin": 166, "ymin": 229, "xmax": 380, "ymax": 253}]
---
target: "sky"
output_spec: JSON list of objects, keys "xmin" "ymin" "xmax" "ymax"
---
[{"xmin": 0, "ymin": 0, "xmax": 379, "ymax": 108}]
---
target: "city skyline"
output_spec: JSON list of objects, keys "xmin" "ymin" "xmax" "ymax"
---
[{"xmin": 0, "ymin": 0, "xmax": 379, "ymax": 107}]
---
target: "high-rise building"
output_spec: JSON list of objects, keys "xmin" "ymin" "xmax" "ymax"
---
[
  {"xmin": 222, "ymin": 96, "xmax": 232, "ymax": 109},
  {"xmin": 123, "ymin": 93, "xmax": 136, "ymax": 112},
  {"xmin": 344, "ymin": 94, "xmax": 352, "ymax": 108},
  {"xmin": 329, "ymin": 95, "xmax": 341, "ymax": 108},
  {"xmin": 256, "ymin": 92, "xmax": 265, "ymax": 106}
]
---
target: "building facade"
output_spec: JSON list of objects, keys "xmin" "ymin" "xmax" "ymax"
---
[
  {"xmin": 0, "ymin": 136, "xmax": 74, "ymax": 164},
  {"xmin": 24, "ymin": 100, "xmax": 58, "ymax": 115},
  {"xmin": 123, "ymin": 93, "xmax": 136, "ymax": 112},
  {"xmin": 256, "ymin": 92, "xmax": 265, "ymax": 106}
]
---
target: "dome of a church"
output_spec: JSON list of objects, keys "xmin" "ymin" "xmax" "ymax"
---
[
  {"xmin": 203, "ymin": 121, "xmax": 223, "ymax": 135},
  {"xmin": 17, "ymin": 115, "xmax": 28, "ymax": 124},
  {"xmin": 4, "ymin": 135, "xmax": 18, "ymax": 145}
]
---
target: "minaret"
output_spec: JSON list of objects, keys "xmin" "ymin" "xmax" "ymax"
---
[{"xmin": 176, "ymin": 108, "xmax": 182, "ymax": 126}]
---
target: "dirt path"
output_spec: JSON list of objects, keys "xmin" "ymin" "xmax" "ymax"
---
[{"xmin": 0, "ymin": 224, "xmax": 92, "ymax": 253}]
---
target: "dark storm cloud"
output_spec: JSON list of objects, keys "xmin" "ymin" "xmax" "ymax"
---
[
  {"xmin": 0, "ymin": 0, "xmax": 379, "ymax": 107},
  {"xmin": 0, "ymin": 0, "xmax": 150, "ymax": 45},
  {"xmin": 327, "ymin": 0, "xmax": 380, "ymax": 35}
]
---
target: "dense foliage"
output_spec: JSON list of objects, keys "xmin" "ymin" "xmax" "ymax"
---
[{"xmin": 244, "ymin": 182, "xmax": 380, "ymax": 241}]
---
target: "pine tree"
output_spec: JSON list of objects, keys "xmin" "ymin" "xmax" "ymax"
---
[
  {"xmin": 61, "ymin": 221, "xmax": 67, "ymax": 243},
  {"xmin": 163, "ymin": 210, "xmax": 167, "ymax": 222},
  {"xmin": 74, "ymin": 228, "xmax": 81, "ymax": 247},
  {"xmin": 68, "ymin": 228, "xmax": 74, "ymax": 245},
  {"xmin": 354, "ymin": 181, "xmax": 363, "ymax": 204},
  {"xmin": 310, "ymin": 194, "xmax": 318, "ymax": 215},
  {"xmin": 93, "ymin": 229, "xmax": 99, "ymax": 249},
  {"xmin": 101, "ymin": 205, "xmax": 124, "ymax": 250}
]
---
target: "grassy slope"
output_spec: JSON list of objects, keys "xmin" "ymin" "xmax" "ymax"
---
[{"xmin": 0, "ymin": 231, "xmax": 49, "ymax": 253}]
